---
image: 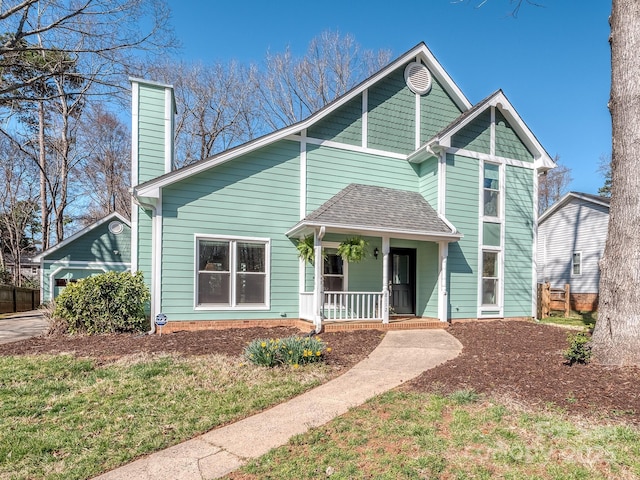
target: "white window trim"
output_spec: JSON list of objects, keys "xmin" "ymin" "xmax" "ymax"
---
[
  {"xmin": 571, "ymin": 251, "xmax": 582, "ymax": 277},
  {"xmin": 481, "ymin": 248, "xmax": 501, "ymax": 308},
  {"xmin": 322, "ymin": 241, "xmax": 348, "ymax": 291},
  {"xmin": 194, "ymin": 234, "xmax": 271, "ymax": 311}
]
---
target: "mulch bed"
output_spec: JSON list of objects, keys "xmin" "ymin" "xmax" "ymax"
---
[
  {"xmin": 406, "ymin": 320, "xmax": 640, "ymax": 424},
  {"xmin": 0, "ymin": 326, "xmax": 386, "ymax": 372},
  {"xmin": 2, "ymin": 320, "xmax": 640, "ymax": 424}
]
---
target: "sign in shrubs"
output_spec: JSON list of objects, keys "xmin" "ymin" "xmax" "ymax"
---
[
  {"xmin": 244, "ymin": 335, "xmax": 330, "ymax": 367},
  {"xmin": 52, "ymin": 271, "xmax": 150, "ymax": 334}
]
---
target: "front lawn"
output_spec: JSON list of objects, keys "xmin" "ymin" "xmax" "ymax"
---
[{"xmin": 539, "ymin": 311, "xmax": 597, "ymax": 330}]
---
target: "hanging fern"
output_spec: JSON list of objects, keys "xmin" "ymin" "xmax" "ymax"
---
[
  {"xmin": 337, "ymin": 236, "xmax": 368, "ymax": 263},
  {"xmin": 296, "ymin": 235, "xmax": 316, "ymax": 265}
]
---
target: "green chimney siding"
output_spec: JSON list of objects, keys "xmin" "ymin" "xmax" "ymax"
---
[
  {"xmin": 451, "ymin": 110, "xmax": 491, "ymax": 154},
  {"xmin": 307, "ymin": 95, "xmax": 362, "ymax": 146},
  {"xmin": 367, "ymin": 65, "xmax": 416, "ymax": 154},
  {"xmin": 137, "ymin": 84, "xmax": 168, "ymax": 184},
  {"xmin": 420, "ymin": 76, "xmax": 463, "ymax": 143},
  {"xmin": 495, "ymin": 110, "xmax": 534, "ymax": 162},
  {"xmin": 503, "ymin": 165, "xmax": 535, "ymax": 317},
  {"xmin": 445, "ymin": 153, "xmax": 480, "ymax": 319},
  {"xmin": 306, "ymin": 144, "xmax": 418, "ymax": 213},
  {"xmin": 157, "ymin": 140, "xmax": 300, "ymax": 321}
]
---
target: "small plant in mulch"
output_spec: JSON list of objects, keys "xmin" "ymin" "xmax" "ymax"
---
[
  {"xmin": 244, "ymin": 335, "xmax": 330, "ymax": 368},
  {"xmin": 563, "ymin": 331, "xmax": 592, "ymax": 365}
]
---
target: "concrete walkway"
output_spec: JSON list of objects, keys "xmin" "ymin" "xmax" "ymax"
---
[
  {"xmin": 0, "ymin": 310, "xmax": 48, "ymax": 344},
  {"xmin": 95, "ymin": 329, "xmax": 462, "ymax": 480}
]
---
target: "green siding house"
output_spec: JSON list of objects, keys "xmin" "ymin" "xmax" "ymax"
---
[
  {"xmin": 35, "ymin": 212, "xmax": 131, "ymax": 302},
  {"xmin": 131, "ymin": 43, "xmax": 555, "ymax": 333}
]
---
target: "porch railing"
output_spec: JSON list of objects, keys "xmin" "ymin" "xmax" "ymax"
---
[{"xmin": 323, "ymin": 291, "xmax": 383, "ymax": 321}]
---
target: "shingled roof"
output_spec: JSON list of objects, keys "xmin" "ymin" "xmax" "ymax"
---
[{"xmin": 286, "ymin": 184, "xmax": 461, "ymax": 241}]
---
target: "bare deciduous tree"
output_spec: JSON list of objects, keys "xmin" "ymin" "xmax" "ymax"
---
[
  {"xmin": 591, "ymin": 0, "xmax": 640, "ymax": 365},
  {"xmin": 538, "ymin": 155, "xmax": 572, "ymax": 212}
]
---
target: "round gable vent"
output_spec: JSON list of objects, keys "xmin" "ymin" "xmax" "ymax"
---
[
  {"xmin": 404, "ymin": 62, "xmax": 432, "ymax": 95},
  {"xmin": 109, "ymin": 221, "xmax": 124, "ymax": 235}
]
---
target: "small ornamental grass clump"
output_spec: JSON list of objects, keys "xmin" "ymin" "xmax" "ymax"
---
[{"xmin": 244, "ymin": 335, "xmax": 330, "ymax": 368}]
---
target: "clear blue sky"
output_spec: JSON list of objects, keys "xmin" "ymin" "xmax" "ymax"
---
[{"xmin": 165, "ymin": 0, "xmax": 611, "ymax": 195}]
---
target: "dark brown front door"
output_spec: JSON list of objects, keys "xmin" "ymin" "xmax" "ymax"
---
[{"xmin": 389, "ymin": 248, "xmax": 416, "ymax": 315}]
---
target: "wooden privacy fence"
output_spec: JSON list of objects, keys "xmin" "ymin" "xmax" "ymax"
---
[
  {"xmin": 537, "ymin": 282, "xmax": 570, "ymax": 318},
  {"xmin": 0, "ymin": 286, "xmax": 40, "ymax": 314}
]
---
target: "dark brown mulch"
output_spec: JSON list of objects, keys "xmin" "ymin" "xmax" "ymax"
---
[
  {"xmin": 406, "ymin": 320, "xmax": 640, "ymax": 424},
  {"xmin": 0, "ymin": 326, "xmax": 386, "ymax": 372}
]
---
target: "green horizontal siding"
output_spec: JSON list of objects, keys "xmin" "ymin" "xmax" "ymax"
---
[
  {"xmin": 452, "ymin": 110, "xmax": 491, "ymax": 154},
  {"xmin": 367, "ymin": 65, "xmax": 416, "ymax": 154},
  {"xmin": 445, "ymin": 154, "xmax": 479, "ymax": 319},
  {"xmin": 420, "ymin": 75, "xmax": 463, "ymax": 143},
  {"xmin": 159, "ymin": 140, "xmax": 300, "ymax": 320},
  {"xmin": 495, "ymin": 110, "xmax": 534, "ymax": 162},
  {"xmin": 44, "ymin": 222, "xmax": 131, "ymax": 264},
  {"xmin": 137, "ymin": 84, "xmax": 167, "ymax": 183},
  {"xmin": 503, "ymin": 165, "xmax": 535, "ymax": 317},
  {"xmin": 306, "ymin": 144, "xmax": 418, "ymax": 212},
  {"xmin": 307, "ymin": 95, "xmax": 362, "ymax": 146},
  {"xmin": 418, "ymin": 242, "xmax": 439, "ymax": 318},
  {"xmin": 418, "ymin": 156, "xmax": 439, "ymax": 208}
]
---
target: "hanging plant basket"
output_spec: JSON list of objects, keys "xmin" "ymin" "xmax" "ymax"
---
[
  {"xmin": 337, "ymin": 236, "xmax": 368, "ymax": 263},
  {"xmin": 296, "ymin": 235, "xmax": 316, "ymax": 265}
]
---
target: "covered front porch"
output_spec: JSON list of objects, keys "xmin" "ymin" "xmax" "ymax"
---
[{"xmin": 287, "ymin": 184, "xmax": 462, "ymax": 332}]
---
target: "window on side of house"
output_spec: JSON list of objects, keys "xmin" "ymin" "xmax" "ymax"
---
[
  {"xmin": 323, "ymin": 252, "xmax": 344, "ymax": 292},
  {"xmin": 483, "ymin": 163, "xmax": 500, "ymax": 218},
  {"xmin": 572, "ymin": 251, "xmax": 582, "ymax": 276},
  {"xmin": 197, "ymin": 237, "xmax": 269, "ymax": 308},
  {"xmin": 482, "ymin": 250, "xmax": 499, "ymax": 306}
]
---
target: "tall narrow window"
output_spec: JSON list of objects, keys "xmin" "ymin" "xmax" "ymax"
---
[
  {"xmin": 323, "ymin": 253, "xmax": 344, "ymax": 291},
  {"xmin": 197, "ymin": 237, "xmax": 268, "ymax": 307},
  {"xmin": 483, "ymin": 163, "xmax": 500, "ymax": 217},
  {"xmin": 572, "ymin": 251, "xmax": 582, "ymax": 276},
  {"xmin": 482, "ymin": 251, "xmax": 499, "ymax": 305}
]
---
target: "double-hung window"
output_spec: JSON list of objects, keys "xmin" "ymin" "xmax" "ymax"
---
[
  {"xmin": 196, "ymin": 236, "xmax": 269, "ymax": 308},
  {"xmin": 482, "ymin": 250, "xmax": 499, "ymax": 306},
  {"xmin": 572, "ymin": 251, "xmax": 582, "ymax": 276},
  {"xmin": 483, "ymin": 163, "xmax": 500, "ymax": 218}
]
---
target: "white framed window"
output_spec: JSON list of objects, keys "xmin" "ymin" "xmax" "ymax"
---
[
  {"xmin": 196, "ymin": 235, "xmax": 270, "ymax": 309},
  {"xmin": 572, "ymin": 251, "xmax": 582, "ymax": 276},
  {"xmin": 482, "ymin": 250, "xmax": 499, "ymax": 306},
  {"xmin": 483, "ymin": 162, "xmax": 500, "ymax": 218}
]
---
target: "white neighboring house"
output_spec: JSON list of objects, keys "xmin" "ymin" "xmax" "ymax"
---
[{"xmin": 537, "ymin": 192, "xmax": 610, "ymax": 312}]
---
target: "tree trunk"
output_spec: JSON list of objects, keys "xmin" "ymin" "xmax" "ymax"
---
[
  {"xmin": 38, "ymin": 102, "xmax": 50, "ymax": 251},
  {"xmin": 591, "ymin": 0, "xmax": 640, "ymax": 365}
]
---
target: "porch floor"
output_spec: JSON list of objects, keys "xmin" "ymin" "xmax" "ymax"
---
[{"xmin": 305, "ymin": 317, "xmax": 448, "ymax": 332}]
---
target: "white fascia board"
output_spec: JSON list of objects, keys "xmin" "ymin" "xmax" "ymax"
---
[
  {"xmin": 286, "ymin": 221, "xmax": 462, "ymax": 243},
  {"xmin": 34, "ymin": 212, "xmax": 130, "ymax": 261},
  {"xmin": 133, "ymin": 43, "xmax": 472, "ymax": 195}
]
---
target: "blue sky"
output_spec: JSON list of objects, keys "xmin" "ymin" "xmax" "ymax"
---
[{"xmin": 165, "ymin": 0, "xmax": 611, "ymax": 194}]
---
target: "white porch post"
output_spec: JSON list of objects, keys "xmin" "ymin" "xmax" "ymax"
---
[
  {"xmin": 382, "ymin": 236, "xmax": 390, "ymax": 323},
  {"xmin": 438, "ymin": 241, "xmax": 449, "ymax": 323},
  {"xmin": 312, "ymin": 227, "xmax": 325, "ymax": 332}
]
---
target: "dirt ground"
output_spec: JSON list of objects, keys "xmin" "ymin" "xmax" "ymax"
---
[{"xmin": 1, "ymin": 320, "xmax": 639, "ymax": 424}]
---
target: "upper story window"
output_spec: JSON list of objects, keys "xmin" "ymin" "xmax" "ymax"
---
[
  {"xmin": 196, "ymin": 236, "xmax": 269, "ymax": 308},
  {"xmin": 483, "ymin": 163, "xmax": 500, "ymax": 218}
]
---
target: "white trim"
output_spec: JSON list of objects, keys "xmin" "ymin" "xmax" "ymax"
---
[
  {"xmin": 290, "ymin": 135, "xmax": 408, "ymax": 160},
  {"xmin": 133, "ymin": 43, "xmax": 472, "ymax": 196},
  {"xmin": 131, "ymin": 81, "xmax": 139, "ymax": 187},
  {"xmin": 490, "ymin": 105, "xmax": 496, "ymax": 157},
  {"xmin": 286, "ymin": 222, "xmax": 461, "ymax": 243},
  {"xmin": 300, "ymin": 130, "xmax": 307, "ymax": 219},
  {"xmin": 438, "ymin": 151, "xmax": 446, "ymax": 215},
  {"xmin": 532, "ymin": 170, "xmax": 539, "ymax": 317},
  {"xmin": 131, "ymin": 204, "xmax": 139, "ymax": 271},
  {"xmin": 42, "ymin": 260, "xmax": 131, "ymax": 267},
  {"xmin": 164, "ymin": 87, "xmax": 173, "ymax": 174},
  {"xmin": 362, "ymin": 89, "xmax": 368, "ymax": 148},
  {"xmin": 414, "ymin": 92, "xmax": 421, "ymax": 151},
  {"xmin": 193, "ymin": 234, "xmax": 271, "ymax": 310},
  {"xmin": 445, "ymin": 147, "xmax": 536, "ymax": 170},
  {"xmin": 322, "ymin": 241, "xmax": 349, "ymax": 291},
  {"xmin": 34, "ymin": 212, "xmax": 130, "ymax": 261},
  {"xmin": 438, "ymin": 241, "xmax": 449, "ymax": 322},
  {"xmin": 571, "ymin": 251, "xmax": 583, "ymax": 277},
  {"xmin": 151, "ymin": 192, "xmax": 162, "ymax": 322},
  {"xmin": 48, "ymin": 264, "xmax": 111, "ymax": 301}
]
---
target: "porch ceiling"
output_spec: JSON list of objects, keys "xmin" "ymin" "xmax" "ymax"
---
[{"xmin": 286, "ymin": 184, "xmax": 462, "ymax": 242}]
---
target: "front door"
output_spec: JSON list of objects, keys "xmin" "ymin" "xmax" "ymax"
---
[{"xmin": 389, "ymin": 248, "xmax": 416, "ymax": 315}]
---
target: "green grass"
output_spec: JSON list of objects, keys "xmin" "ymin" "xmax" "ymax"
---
[
  {"xmin": 236, "ymin": 391, "xmax": 640, "ymax": 479},
  {"xmin": 0, "ymin": 353, "xmax": 332, "ymax": 480},
  {"xmin": 539, "ymin": 311, "xmax": 597, "ymax": 330}
]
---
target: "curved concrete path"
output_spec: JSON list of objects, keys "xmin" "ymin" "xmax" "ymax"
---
[
  {"xmin": 0, "ymin": 310, "xmax": 48, "ymax": 344},
  {"xmin": 95, "ymin": 329, "xmax": 462, "ymax": 480}
]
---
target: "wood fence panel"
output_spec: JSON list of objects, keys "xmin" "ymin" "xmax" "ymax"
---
[{"xmin": 0, "ymin": 286, "xmax": 40, "ymax": 314}]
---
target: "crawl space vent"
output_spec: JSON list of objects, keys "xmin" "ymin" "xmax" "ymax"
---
[{"xmin": 404, "ymin": 62, "xmax": 432, "ymax": 95}]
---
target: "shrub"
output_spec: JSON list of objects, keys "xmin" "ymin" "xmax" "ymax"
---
[
  {"xmin": 563, "ymin": 331, "xmax": 592, "ymax": 365},
  {"xmin": 244, "ymin": 335, "xmax": 329, "ymax": 367},
  {"xmin": 53, "ymin": 271, "xmax": 150, "ymax": 334}
]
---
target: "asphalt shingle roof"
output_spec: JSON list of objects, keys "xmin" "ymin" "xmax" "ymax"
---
[{"xmin": 300, "ymin": 184, "xmax": 456, "ymax": 236}]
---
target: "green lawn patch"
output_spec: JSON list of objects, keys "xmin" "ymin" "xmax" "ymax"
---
[
  {"xmin": 237, "ymin": 390, "xmax": 640, "ymax": 479},
  {"xmin": 0, "ymin": 353, "xmax": 331, "ymax": 480},
  {"xmin": 539, "ymin": 311, "xmax": 596, "ymax": 330}
]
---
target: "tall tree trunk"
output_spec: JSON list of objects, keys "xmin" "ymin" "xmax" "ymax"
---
[
  {"xmin": 38, "ymin": 102, "xmax": 50, "ymax": 251},
  {"xmin": 591, "ymin": 0, "xmax": 640, "ymax": 365}
]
